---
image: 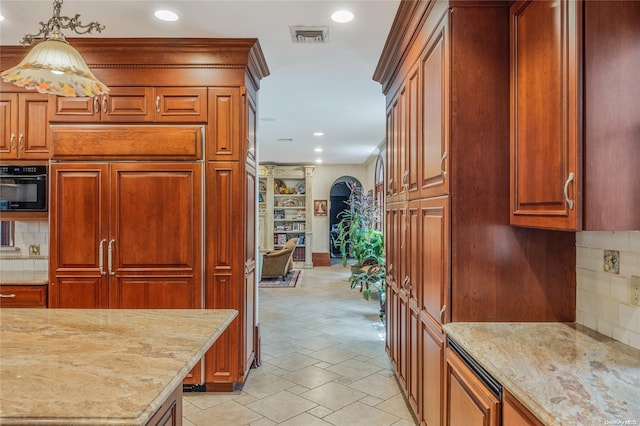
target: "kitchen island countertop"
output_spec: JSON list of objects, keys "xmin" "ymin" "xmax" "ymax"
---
[
  {"xmin": 444, "ymin": 322, "xmax": 640, "ymax": 426},
  {"xmin": 0, "ymin": 308, "xmax": 237, "ymax": 425}
]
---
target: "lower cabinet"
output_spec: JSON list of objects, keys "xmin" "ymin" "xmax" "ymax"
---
[
  {"xmin": 445, "ymin": 344, "xmax": 501, "ymax": 426},
  {"xmin": 0, "ymin": 284, "xmax": 47, "ymax": 308},
  {"xmin": 503, "ymin": 390, "xmax": 544, "ymax": 426},
  {"xmin": 421, "ymin": 315, "xmax": 444, "ymax": 426}
]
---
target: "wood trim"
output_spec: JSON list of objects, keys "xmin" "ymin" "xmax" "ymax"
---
[{"xmin": 311, "ymin": 252, "xmax": 331, "ymax": 266}]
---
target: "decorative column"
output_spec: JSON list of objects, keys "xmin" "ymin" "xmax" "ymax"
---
[{"xmin": 304, "ymin": 166, "xmax": 314, "ymax": 268}]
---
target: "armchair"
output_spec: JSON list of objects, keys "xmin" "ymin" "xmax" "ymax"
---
[{"xmin": 261, "ymin": 238, "xmax": 298, "ymax": 279}]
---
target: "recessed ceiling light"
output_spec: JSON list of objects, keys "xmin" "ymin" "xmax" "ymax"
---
[
  {"xmin": 331, "ymin": 10, "xmax": 354, "ymax": 23},
  {"xmin": 313, "ymin": 132, "xmax": 324, "ymax": 136},
  {"xmin": 315, "ymin": 159, "xmax": 323, "ymax": 164},
  {"xmin": 314, "ymin": 147, "xmax": 323, "ymax": 153},
  {"xmin": 0, "ymin": 14, "xmax": 5, "ymax": 22},
  {"xmin": 154, "ymin": 10, "xmax": 179, "ymax": 22}
]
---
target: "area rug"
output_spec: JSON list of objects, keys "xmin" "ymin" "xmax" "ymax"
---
[{"xmin": 259, "ymin": 270, "xmax": 300, "ymax": 288}]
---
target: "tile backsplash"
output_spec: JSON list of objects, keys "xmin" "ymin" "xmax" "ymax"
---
[
  {"xmin": 576, "ymin": 231, "xmax": 640, "ymax": 349},
  {"xmin": 0, "ymin": 221, "xmax": 48, "ymax": 272}
]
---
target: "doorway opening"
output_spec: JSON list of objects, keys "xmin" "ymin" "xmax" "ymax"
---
[{"xmin": 329, "ymin": 176, "xmax": 361, "ymax": 260}]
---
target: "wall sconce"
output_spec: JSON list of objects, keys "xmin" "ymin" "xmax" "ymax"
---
[{"xmin": 1, "ymin": 0, "xmax": 109, "ymax": 97}]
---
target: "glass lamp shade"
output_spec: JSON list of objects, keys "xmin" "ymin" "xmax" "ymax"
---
[{"xmin": 1, "ymin": 38, "xmax": 109, "ymax": 97}]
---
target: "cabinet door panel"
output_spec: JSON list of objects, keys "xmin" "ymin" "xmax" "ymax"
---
[
  {"xmin": 102, "ymin": 87, "xmax": 154, "ymax": 122},
  {"xmin": 18, "ymin": 93, "xmax": 50, "ymax": 159},
  {"xmin": 420, "ymin": 196, "xmax": 450, "ymax": 325},
  {"xmin": 421, "ymin": 316, "xmax": 444, "ymax": 426},
  {"xmin": 113, "ymin": 277, "xmax": 197, "ymax": 308},
  {"xmin": 0, "ymin": 285, "xmax": 47, "ymax": 308},
  {"xmin": 49, "ymin": 164, "xmax": 109, "ymax": 308},
  {"xmin": 49, "ymin": 96, "xmax": 100, "ymax": 122},
  {"xmin": 207, "ymin": 88, "xmax": 241, "ymax": 161},
  {"xmin": 0, "ymin": 94, "xmax": 17, "ymax": 157},
  {"xmin": 510, "ymin": 0, "xmax": 581, "ymax": 230},
  {"xmin": 446, "ymin": 349, "xmax": 500, "ymax": 426},
  {"xmin": 156, "ymin": 87, "xmax": 207, "ymax": 122},
  {"xmin": 111, "ymin": 163, "xmax": 201, "ymax": 274},
  {"xmin": 407, "ymin": 64, "xmax": 420, "ymax": 197},
  {"xmin": 420, "ymin": 19, "xmax": 450, "ymax": 198}
]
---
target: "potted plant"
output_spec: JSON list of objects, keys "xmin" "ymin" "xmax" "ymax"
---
[{"xmin": 333, "ymin": 183, "xmax": 386, "ymax": 319}]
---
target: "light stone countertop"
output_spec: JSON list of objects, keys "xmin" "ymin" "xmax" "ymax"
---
[
  {"xmin": 0, "ymin": 270, "xmax": 48, "ymax": 285},
  {"xmin": 444, "ymin": 322, "xmax": 640, "ymax": 426},
  {"xmin": 0, "ymin": 308, "xmax": 238, "ymax": 425}
]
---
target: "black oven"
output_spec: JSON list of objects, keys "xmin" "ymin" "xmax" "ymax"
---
[{"xmin": 0, "ymin": 165, "xmax": 48, "ymax": 212}]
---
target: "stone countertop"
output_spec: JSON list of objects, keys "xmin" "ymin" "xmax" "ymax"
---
[
  {"xmin": 0, "ymin": 270, "xmax": 48, "ymax": 285},
  {"xmin": 444, "ymin": 322, "xmax": 640, "ymax": 426},
  {"xmin": 0, "ymin": 308, "xmax": 238, "ymax": 425}
]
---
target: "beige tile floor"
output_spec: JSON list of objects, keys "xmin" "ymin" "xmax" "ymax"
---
[{"xmin": 183, "ymin": 265, "xmax": 418, "ymax": 426}]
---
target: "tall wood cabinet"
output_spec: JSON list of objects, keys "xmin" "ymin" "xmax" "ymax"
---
[
  {"xmin": 1, "ymin": 39, "xmax": 269, "ymax": 390},
  {"xmin": 374, "ymin": 2, "xmax": 576, "ymax": 424}
]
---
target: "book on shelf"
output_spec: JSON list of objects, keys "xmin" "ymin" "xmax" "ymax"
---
[
  {"xmin": 277, "ymin": 234, "xmax": 288, "ymax": 245},
  {"xmin": 297, "ymin": 235, "xmax": 305, "ymax": 245}
]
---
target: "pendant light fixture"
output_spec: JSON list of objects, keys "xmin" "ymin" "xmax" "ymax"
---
[{"xmin": 1, "ymin": 0, "xmax": 109, "ymax": 97}]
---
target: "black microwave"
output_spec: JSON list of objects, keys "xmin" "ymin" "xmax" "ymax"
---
[{"xmin": 0, "ymin": 165, "xmax": 48, "ymax": 212}]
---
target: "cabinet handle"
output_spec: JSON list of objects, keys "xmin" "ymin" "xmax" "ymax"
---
[
  {"xmin": 441, "ymin": 151, "xmax": 448, "ymax": 178},
  {"xmin": 108, "ymin": 239, "xmax": 115, "ymax": 276},
  {"xmin": 402, "ymin": 276, "xmax": 410, "ymax": 290},
  {"xmin": 18, "ymin": 134, "xmax": 24, "ymax": 150},
  {"xmin": 98, "ymin": 239, "xmax": 107, "ymax": 276},
  {"xmin": 440, "ymin": 304, "xmax": 447, "ymax": 322},
  {"xmin": 155, "ymin": 96, "xmax": 160, "ymax": 113},
  {"xmin": 402, "ymin": 171, "xmax": 409, "ymax": 190},
  {"xmin": 93, "ymin": 96, "xmax": 100, "ymax": 113},
  {"xmin": 388, "ymin": 178, "xmax": 394, "ymax": 194},
  {"xmin": 563, "ymin": 172, "xmax": 575, "ymax": 210},
  {"xmin": 9, "ymin": 134, "xmax": 15, "ymax": 151},
  {"xmin": 102, "ymin": 96, "xmax": 108, "ymax": 114},
  {"xmin": 0, "ymin": 293, "xmax": 16, "ymax": 298}
]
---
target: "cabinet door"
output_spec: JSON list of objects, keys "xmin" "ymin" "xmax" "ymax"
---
[
  {"xmin": 503, "ymin": 390, "xmax": 544, "ymax": 426},
  {"xmin": 420, "ymin": 196, "xmax": 450, "ymax": 326},
  {"xmin": 108, "ymin": 163, "xmax": 202, "ymax": 308},
  {"xmin": 155, "ymin": 87, "xmax": 207, "ymax": 122},
  {"xmin": 421, "ymin": 315, "xmax": 444, "ymax": 426},
  {"xmin": 0, "ymin": 94, "xmax": 17, "ymax": 158},
  {"xmin": 406, "ymin": 64, "xmax": 421, "ymax": 198},
  {"xmin": 420, "ymin": 17, "xmax": 450, "ymax": 198},
  {"xmin": 445, "ymin": 348, "xmax": 500, "ymax": 426},
  {"xmin": 207, "ymin": 87, "xmax": 241, "ymax": 161},
  {"xmin": 18, "ymin": 93, "xmax": 50, "ymax": 159},
  {"xmin": 510, "ymin": 0, "xmax": 581, "ymax": 230},
  {"xmin": 49, "ymin": 163, "xmax": 109, "ymax": 308},
  {"xmin": 49, "ymin": 95, "xmax": 101, "ymax": 122},
  {"xmin": 205, "ymin": 162, "xmax": 242, "ymax": 387},
  {"xmin": 385, "ymin": 105, "xmax": 396, "ymax": 199},
  {"xmin": 102, "ymin": 87, "xmax": 155, "ymax": 122}
]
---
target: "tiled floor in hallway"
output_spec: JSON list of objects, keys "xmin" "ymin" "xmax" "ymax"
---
[{"xmin": 183, "ymin": 264, "xmax": 417, "ymax": 426}]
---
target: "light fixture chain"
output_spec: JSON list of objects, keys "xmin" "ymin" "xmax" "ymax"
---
[{"xmin": 19, "ymin": 0, "xmax": 105, "ymax": 46}]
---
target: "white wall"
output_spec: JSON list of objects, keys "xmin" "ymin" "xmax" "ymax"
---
[
  {"xmin": 576, "ymin": 231, "xmax": 640, "ymax": 349},
  {"xmin": 309, "ymin": 164, "xmax": 371, "ymax": 254}
]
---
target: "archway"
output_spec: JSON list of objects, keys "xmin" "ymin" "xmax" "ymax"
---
[{"xmin": 329, "ymin": 176, "xmax": 361, "ymax": 258}]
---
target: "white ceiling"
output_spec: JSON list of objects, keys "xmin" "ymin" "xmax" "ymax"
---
[{"xmin": 0, "ymin": 0, "xmax": 400, "ymax": 165}]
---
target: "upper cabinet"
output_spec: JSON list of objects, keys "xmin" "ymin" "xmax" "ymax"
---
[
  {"xmin": 510, "ymin": 0, "xmax": 640, "ymax": 231},
  {"xmin": 0, "ymin": 93, "xmax": 50, "ymax": 160},
  {"xmin": 49, "ymin": 87, "xmax": 207, "ymax": 123}
]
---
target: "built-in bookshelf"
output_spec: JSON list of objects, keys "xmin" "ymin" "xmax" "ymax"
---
[{"xmin": 258, "ymin": 165, "xmax": 314, "ymax": 268}]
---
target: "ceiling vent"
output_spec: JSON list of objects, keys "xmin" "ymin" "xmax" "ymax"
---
[
  {"xmin": 290, "ymin": 26, "xmax": 329, "ymax": 43},
  {"xmin": 277, "ymin": 138, "xmax": 294, "ymax": 143}
]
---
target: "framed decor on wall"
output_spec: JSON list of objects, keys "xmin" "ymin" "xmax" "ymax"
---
[{"xmin": 314, "ymin": 200, "xmax": 328, "ymax": 216}]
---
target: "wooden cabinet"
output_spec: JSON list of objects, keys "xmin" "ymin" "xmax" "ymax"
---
[
  {"xmin": 509, "ymin": 0, "xmax": 581, "ymax": 230},
  {"xmin": 503, "ymin": 390, "xmax": 544, "ymax": 426},
  {"xmin": 49, "ymin": 162, "xmax": 202, "ymax": 309},
  {"xmin": 0, "ymin": 93, "xmax": 50, "ymax": 160},
  {"xmin": 49, "ymin": 87, "xmax": 207, "ymax": 123},
  {"xmin": 0, "ymin": 284, "xmax": 47, "ymax": 307},
  {"xmin": 375, "ymin": 1, "xmax": 576, "ymax": 424},
  {"xmin": 510, "ymin": 0, "xmax": 639, "ymax": 231},
  {"xmin": 445, "ymin": 347, "xmax": 500, "ymax": 426}
]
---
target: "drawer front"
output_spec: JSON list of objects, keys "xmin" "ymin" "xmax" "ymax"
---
[{"xmin": 0, "ymin": 285, "xmax": 47, "ymax": 308}]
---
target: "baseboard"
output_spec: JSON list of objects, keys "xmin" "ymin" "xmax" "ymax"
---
[{"xmin": 312, "ymin": 252, "xmax": 331, "ymax": 266}]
